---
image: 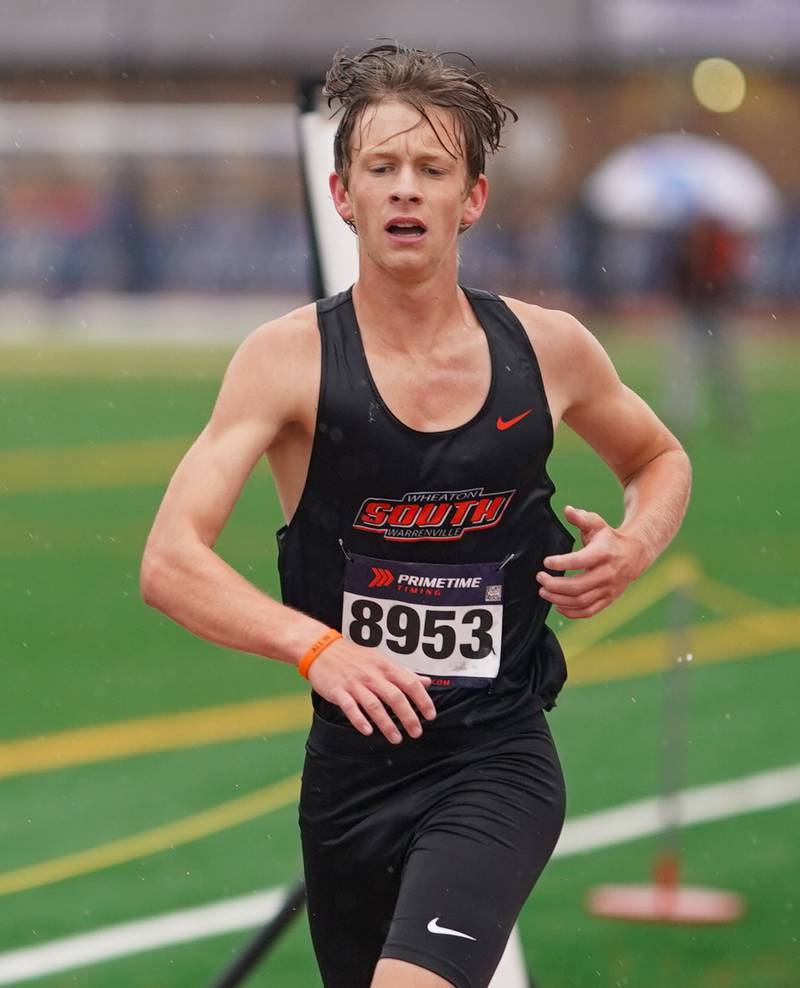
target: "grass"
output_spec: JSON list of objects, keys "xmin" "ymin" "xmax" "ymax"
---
[{"xmin": 0, "ymin": 331, "xmax": 798, "ymax": 987}]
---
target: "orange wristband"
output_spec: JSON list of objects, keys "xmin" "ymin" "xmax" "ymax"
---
[{"xmin": 298, "ymin": 629, "xmax": 342, "ymax": 679}]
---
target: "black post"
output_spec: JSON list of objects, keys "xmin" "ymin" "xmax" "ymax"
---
[
  {"xmin": 296, "ymin": 78, "xmax": 328, "ymax": 301},
  {"xmin": 208, "ymin": 882, "xmax": 307, "ymax": 988}
]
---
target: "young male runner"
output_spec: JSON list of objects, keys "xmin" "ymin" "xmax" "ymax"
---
[{"xmin": 141, "ymin": 44, "xmax": 691, "ymax": 988}]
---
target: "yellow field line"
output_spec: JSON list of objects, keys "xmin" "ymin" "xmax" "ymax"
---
[
  {"xmin": 570, "ymin": 608, "xmax": 800, "ymax": 685},
  {"xmin": 0, "ymin": 344, "xmax": 231, "ymax": 379},
  {"xmin": 2, "ymin": 602, "xmax": 794, "ymax": 897},
  {"xmin": 1, "ymin": 605, "xmax": 795, "ymax": 897},
  {"xmin": 559, "ymin": 554, "xmax": 698, "ymax": 658},
  {"xmin": 0, "ymin": 774, "xmax": 301, "ymax": 897},
  {"xmin": 694, "ymin": 575, "xmax": 771, "ymax": 615},
  {"xmin": 0, "ymin": 693, "xmax": 311, "ymax": 781},
  {"xmin": 2, "ymin": 606, "xmax": 794, "ymax": 783},
  {"xmin": 0, "ymin": 438, "xmax": 191, "ymax": 494}
]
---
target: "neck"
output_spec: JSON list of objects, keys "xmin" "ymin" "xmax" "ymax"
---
[{"xmin": 352, "ymin": 251, "xmax": 471, "ymax": 353}]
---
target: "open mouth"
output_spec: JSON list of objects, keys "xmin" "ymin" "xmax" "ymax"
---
[{"xmin": 385, "ymin": 221, "xmax": 427, "ymax": 239}]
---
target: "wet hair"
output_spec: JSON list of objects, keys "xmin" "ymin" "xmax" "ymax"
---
[{"xmin": 324, "ymin": 42, "xmax": 517, "ymax": 189}]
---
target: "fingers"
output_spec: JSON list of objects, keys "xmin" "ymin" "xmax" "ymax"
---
[
  {"xmin": 371, "ymin": 681, "xmax": 423, "ymax": 740},
  {"xmin": 314, "ymin": 649, "xmax": 437, "ymax": 744},
  {"xmin": 400, "ymin": 671, "xmax": 438, "ymax": 722},
  {"xmin": 352, "ymin": 685, "xmax": 405, "ymax": 744},
  {"xmin": 364, "ymin": 665, "xmax": 438, "ymax": 742},
  {"xmin": 543, "ymin": 543, "xmax": 601, "ymax": 572},
  {"xmin": 563, "ymin": 504, "xmax": 607, "ymax": 534},
  {"xmin": 536, "ymin": 569, "xmax": 604, "ymax": 597},
  {"xmin": 540, "ymin": 585, "xmax": 610, "ymax": 613},
  {"xmin": 554, "ymin": 595, "xmax": 613, "ymax": 619},
  {"xmin": 544, "ymin": 506, "xmax": 609, "ymax": 571},
  {"xmin": 347, "ymin": 678, "xmax": 429, "ymax": 745},
  {"xmin": 537, "ymin": 551, "xmax": 616, "ymax": 616},
  {"xmin": 336, "ymin": 694, "xmax": 377, "ymax": 738}
]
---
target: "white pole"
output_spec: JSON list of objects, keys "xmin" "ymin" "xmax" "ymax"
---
[{"xmin": 489, "ymin": 926, "xmax": 531, "ymax": 987}]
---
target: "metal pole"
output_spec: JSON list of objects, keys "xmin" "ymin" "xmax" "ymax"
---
[{"xmin": 208, "ymin": 881, "xmax": 306, "ymax": 988}]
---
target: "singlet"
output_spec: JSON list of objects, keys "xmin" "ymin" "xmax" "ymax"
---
[{"xmin": 276, "ymin": 286, "xmax": 574, "ymax": 733}]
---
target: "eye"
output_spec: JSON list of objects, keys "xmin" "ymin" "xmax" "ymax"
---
[{"xmin": 370, "ymin": 165, "xmax": 391, "ymax": 174}]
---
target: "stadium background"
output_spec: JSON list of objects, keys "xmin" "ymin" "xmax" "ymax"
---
[{"xmin": 1, "ymin": 2, "xmax": 799, "ymax": 985}]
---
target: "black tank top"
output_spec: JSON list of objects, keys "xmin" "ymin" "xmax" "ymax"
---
[{"xmin": 277, "ymin": 286, "xmax": 573, "ymax": 733}]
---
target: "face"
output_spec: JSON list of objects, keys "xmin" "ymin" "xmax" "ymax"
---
[{"xmin": 330, "ymin": 99, "xmax": 488, "ymax": 282}]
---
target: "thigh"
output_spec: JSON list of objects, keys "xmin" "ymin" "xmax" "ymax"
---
[
  {"xmin": 381, "ymin": 725, "xmax": 566, "ymax": 988},
  {"xmin": 299, "ymin": 747, "xmax": 409, "ymax": 988},
  {"xmin": 301, "ymin": 825, "xmax": 400, "ymax": 988}
]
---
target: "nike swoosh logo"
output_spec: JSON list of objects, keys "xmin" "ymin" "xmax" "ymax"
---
[
  {"xmin": 496, "ymin": 408, "xmax": 533, "ymax": 431},
  {"xmin": 426, "ymin": 917, "xmax": 477, "ymax": 941}
]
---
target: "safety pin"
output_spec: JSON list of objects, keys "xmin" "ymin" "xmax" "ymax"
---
[
  {"xmin": 497, "ymin": 552, "xmax": 515, "ymax": 571},
  {"xmin": 338, "ymin": 538, "xmax": 353, "ymax": 562}
]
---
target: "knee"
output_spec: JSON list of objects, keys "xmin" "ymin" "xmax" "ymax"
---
[{"xmin": 371, "ymin": 958, "xmax": 456, "ymax": 988}]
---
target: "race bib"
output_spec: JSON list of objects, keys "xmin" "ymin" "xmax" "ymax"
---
[{"xmin": 342, "ymin": 553, "xmax": 504, "ymax": 687}]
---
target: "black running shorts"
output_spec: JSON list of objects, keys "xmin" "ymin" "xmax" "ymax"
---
[{"xmin": 299, "ymin": 709, "xmax": 566, "ymax": 988}]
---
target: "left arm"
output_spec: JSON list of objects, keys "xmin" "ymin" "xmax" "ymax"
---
[{"xmin": 533, "ymin": 311, "xmax": 692, "ymax": 619}]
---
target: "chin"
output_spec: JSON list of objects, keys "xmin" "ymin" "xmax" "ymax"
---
[
  {"xmin": 384, "ymin": 255, "xmax": 436, "ymax": 281},
  {"xmin": 366, "ymin": 245, "xmax": 428, "ymax": 275}
]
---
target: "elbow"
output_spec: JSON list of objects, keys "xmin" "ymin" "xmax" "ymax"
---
[
  {"xmin": 670, "ymin": 443, "xmax": 693, "ymax": 489},
  {"xmin": 140, "ymin": 542, "xmax": 174, "ymax": 609},
  {"xmin": 619, "ymin": 443, "xmax": 692, "ymax": 490}
]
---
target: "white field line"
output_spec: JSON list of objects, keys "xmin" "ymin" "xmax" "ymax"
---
[
  {"xmin": 0, "ymin": 889, "xmax": 285, "ymax": 985},
  {"xmin": 1, "ymin": 763, "xmax": 799, "ymax": 985},
  {"xmin": 554, "ymin": 763, "xmax": 800, "ymax": 857}
]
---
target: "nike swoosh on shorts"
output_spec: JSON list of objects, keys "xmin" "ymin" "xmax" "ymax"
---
[{"xmin": 426, "ymin": 917, "xmax": 477, "ymax": 941}]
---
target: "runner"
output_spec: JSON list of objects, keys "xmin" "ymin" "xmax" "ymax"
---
[{"xmin": 141, "ymin": 43, "xmax": 691, "ymax": 988}]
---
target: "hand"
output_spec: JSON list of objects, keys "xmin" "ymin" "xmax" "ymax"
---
[
  {"xmin": 307, "ymin": 638, "xmax": 437, "ymax": 744},
  {"xmin": 535, "ymin": 505, "xmax": 647, "ymax": 619}
]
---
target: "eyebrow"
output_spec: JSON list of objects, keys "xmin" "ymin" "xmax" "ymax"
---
[{"xmin": 360, "ymin": 149, "xmax": 453, "ymax": 164}]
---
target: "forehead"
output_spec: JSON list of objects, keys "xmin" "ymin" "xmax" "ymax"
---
[{"xmin": 352, "ymin": 99, "xmax": 463, "ymax": 159}]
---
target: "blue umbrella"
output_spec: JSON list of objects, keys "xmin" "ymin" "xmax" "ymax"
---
[{"xmin": 584, "ymin": 132, "xmax": 782, "ymax": 232}]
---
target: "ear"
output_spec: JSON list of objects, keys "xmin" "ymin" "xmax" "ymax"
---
[
  {"xmin": 460, "ymin": 174, "xmax": 489, "ymax": 230},
  {"xmin": 330, "ymin": 172, "xmax": 354, "ymax": 225}
]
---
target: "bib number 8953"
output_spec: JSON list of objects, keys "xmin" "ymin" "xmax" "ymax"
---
[{"xmin": 347, "ymin": 599, "xmax": 494, "ymax": 661}]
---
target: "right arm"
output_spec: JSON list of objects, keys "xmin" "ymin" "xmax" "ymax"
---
[{"xmin": 140, "ymin": 311, "xmax": 435, "ymax": 743}]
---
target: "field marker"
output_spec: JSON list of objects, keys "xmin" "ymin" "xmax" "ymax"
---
[{"xmin": 1, "ymin": 762, "xmax": 798, "ymax": 984}]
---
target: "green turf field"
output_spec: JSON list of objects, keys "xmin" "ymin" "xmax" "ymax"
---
[{"xmin": 1, "ymin": 332, "xmax": 798, "ymax": 987}]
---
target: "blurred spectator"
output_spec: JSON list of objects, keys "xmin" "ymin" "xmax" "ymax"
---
[
  {"xmin": 665, "ymin": 215, "xmax": 749, "ymax": 439},
  {"xmin": 0, "ymin": 153, "xmax": 798, "ymax": 305}
]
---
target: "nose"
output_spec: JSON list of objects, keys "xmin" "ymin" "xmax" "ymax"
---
[{"xmin": 390, "ymin": 165, "xmax": 422, "ymax": 205}]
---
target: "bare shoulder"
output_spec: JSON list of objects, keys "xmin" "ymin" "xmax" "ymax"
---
[
  {"xmin": 209, "ymin": 301, "xmax": 320, "ymax": 435},
  {"xmin": 499, "ymin": 296, "xmax": 611, "ymax": 421},
  {"xmin": 235, "ymin": 301, "xmax": 319, "ymax": 369},
  {"xmin": 500, "ymin": 295, "xmax": 599, "ymax": 363}
]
